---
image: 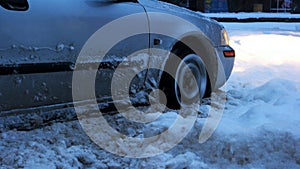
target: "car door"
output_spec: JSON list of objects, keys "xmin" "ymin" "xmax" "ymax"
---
[{"xmin": 0, "ymin": 0, "xmax": 149, "ymax": 112}]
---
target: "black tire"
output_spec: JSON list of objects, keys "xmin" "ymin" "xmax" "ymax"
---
[{"xmin": 159, "ymin": 46, "xmax": 209, "ymax": 109}]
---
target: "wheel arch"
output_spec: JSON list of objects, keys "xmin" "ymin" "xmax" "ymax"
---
[{"xmin": 160, "ymin": 33, "xmax": 221, "ymax": 92}]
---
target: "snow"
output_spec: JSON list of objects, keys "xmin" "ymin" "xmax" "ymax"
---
[
  {"xmin": 202, "ymin": 12, "xmax": 300, "ymax": 19},
  {"xmin": 1, "ymin": 22, "xmax": 300, "ymax": 168}
]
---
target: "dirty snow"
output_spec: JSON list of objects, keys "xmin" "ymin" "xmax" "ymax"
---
[{"xmin": 1, "ymin": 22, "xmax": 300, "ymax": 168}]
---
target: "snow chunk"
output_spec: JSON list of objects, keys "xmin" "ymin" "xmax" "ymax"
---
[
  {"xmin": 244, "ymin": 79, "xmax": 298, "ymax": 103},
  {"xmin": 165, "ymin": 152, "xmax": 207, "ymax": 169}
]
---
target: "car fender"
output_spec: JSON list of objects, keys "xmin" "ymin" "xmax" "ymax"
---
[{"xmin": 145, "ymin": 12, "xmax": 224, "ymax": 90}]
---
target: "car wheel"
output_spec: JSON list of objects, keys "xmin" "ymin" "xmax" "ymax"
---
[{"xmin": 159, "ymin": 47, "xmax": 208, "ymax": 109}]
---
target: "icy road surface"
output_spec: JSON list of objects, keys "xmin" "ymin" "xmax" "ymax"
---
[{"xmin": 1, "ymin": 22, "xmax": 300, "ymax": 169}]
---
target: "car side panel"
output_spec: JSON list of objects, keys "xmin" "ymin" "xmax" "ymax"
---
[{"xmin": 0, "ymin": 0, "xmax": 149, "ymax": 112}]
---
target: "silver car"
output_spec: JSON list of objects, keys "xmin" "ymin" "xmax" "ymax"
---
[{"xmin": 0, "ymin": 0, "xmax": 234, "ymax": 112}]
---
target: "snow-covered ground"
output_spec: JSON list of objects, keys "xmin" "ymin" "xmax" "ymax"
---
[
  {"xmin": 1, "ymin": 22, "xmax": 300, "ymax": 168},
  {"xmin": 203, "ymin": 12, "xmax": 300, "ymax": 19}
]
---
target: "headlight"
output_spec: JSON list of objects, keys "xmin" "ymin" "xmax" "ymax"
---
[{"xmin": 221, "ymin": 28, "xmax": 229, "ymax": 46}]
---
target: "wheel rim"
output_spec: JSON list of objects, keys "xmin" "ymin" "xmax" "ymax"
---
[{"xmin": 175, "ymin": 54, "xmax": 207, "ymax": 106}]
